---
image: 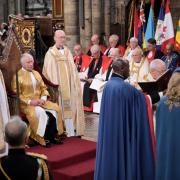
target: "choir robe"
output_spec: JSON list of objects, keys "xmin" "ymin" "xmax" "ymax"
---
[
  {"xmin": 104, "ymin": 44, "xmax": 125, "ymax": 57},
  {"xmin": 73, "ymin": 53, "xmax": 83, "ymax": 72},
  {"xmin": 94, "ymin": 73, "xmax": 155, "ymax": 180},
  {"xmin": 93, "ymin": 58, "xmax": 112, "ymax": 113},
  {"xmin": 78, "ymin": 55, "xmax": 92, "ymax": 94},
  {"xmin": 144, "ymin": 49, "xmax": 164, "ymax": 63},
  {"xmin": 156, "ymin": 96, "xmax": 180, "ymax": 180},
  {"xmin": 11, "ymin": 69, "xmax": 64, "ymax": 145},
  {"xmin": 83, "ymin": 56, "xmax": 103, "ymax": 111},
  {"xmin": 123, "ymin": 46, "xmax": 142, "ymax": 61},
  {"xmin": 0, "ymin": 70, "xmax": 10, "ymax": 157},
  {"xmin": 129, "ymin": 57, "xmax": 149, "ymax": 87},
  {"xmin": 43, "ymin": 45, "xmax": 85, "ymax": 136}
]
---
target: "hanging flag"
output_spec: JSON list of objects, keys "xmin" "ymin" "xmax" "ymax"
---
[
  {"xmin": 175, "ymin": 18, "xmax": 180, "ymax": 51},
  {"xmin": 155, "ymin": 0, "xmax": 165, "ymax": 49},
  {"xmin": 127, "ymin": 0, "xmax": 135, "ymax": 42},
  {"xmin": 144, "ymin": 4, "xmax": 155, "ymax": 47},
  {"xmin": 138, "ymin": 0, "xmax": 146, "ymax": 47},
  {"xmin": 161, "ymin": 0, "xmax": 174, "ymax": 52},
  {"xmin": 134, "ymin": 4, "xmax": 139, "ymax": 38}
]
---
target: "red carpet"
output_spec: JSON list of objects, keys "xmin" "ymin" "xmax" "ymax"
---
[{"xmin": 27, "ymin": 137, "xmax": 96, "ymax": 180}]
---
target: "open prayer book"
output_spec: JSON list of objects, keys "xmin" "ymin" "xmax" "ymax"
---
[
  {"xmin": 90, "ymin": 79, "xmax": 107, "ymax": 92},
  {"xmin": 138, "ymin": 70, "xmax": 172, "ymax": 93}
]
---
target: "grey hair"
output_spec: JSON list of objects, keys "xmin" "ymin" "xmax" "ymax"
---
[
  {"xmin": 54, "ymin": 30, "xmax": 66, "ymax": 37},
  {"xmin": 20, "ymin": 53, "xmax": 34, "ymax": 66},
  {"xmin": 109, "ymin": 34, "xmax": 119, "ymax": 42},
  {"xmin": 5, "ymin": 116, "xmax": 27, "ymax": 146},
  {"xmin": 150, "ymin": 59, "xmax": 166, "ymax": 72},
  {"xmin": 90, "ymin": 44, "xmax": 101, "ymax": 53},
  {"xmin": 130, "ymin": 37, "xmax": 138, "ymax": 43}
]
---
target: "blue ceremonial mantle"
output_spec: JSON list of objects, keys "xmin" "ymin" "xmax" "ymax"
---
[
  {"xmin": 156, "ymin": 97, "xmax": 180, "ymax": 180},
  {"xmin": 94, "ymin": 75, "xmax": 155, "ymax": 180}
]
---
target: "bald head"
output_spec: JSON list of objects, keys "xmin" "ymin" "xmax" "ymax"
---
[
  {"xmin": 54, "ymin": 30, "xmax": 66, "ymax": 48},
  {"xmin": 74, "ymin": 44, "xmax": 82, "ymax": 56},
  {"xmin": 166, "ymin": 43, "xmax": 174, "ymax": 54},
  {"xmin": 5, "ymin": 116, "xmax": 28, "ymax": 147},
  {"xmin": 91, "ymin": 34, "xmax": 99, "ymax": 45},
  {"xmin": 109, "ymin": 48, "xmax": 120, "ymax": 61},
  {"xmin": 112, "ymin": 59, "xmax": 129, "ymax": 79},
  {"xmin": 150, "ymin": 59, "xmax": 166, "ymax": 80}
]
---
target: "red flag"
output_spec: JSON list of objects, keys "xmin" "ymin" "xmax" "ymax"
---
[
  {"xmin": 134, "ymin": 5, "xmax": 139, "ymax": 38},
  {"xmin": 161, "ymin": 0, "xmax": 174, "ymax": 52}
]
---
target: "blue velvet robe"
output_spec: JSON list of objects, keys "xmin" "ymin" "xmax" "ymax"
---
[
  {"xmin": 156, "ymin": 96, "xmax": 180, "ymax": 180},
  {"xmin": 94, "ymin": 74, "xmax": 155, "ymax": 180}
]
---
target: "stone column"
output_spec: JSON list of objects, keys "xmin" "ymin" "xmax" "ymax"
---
[
  {"xmin": 83, "ymin": 0, "xmax": 92, "ymax": 49},
  {"xmin": 0, "ymin": 0, "xmax": 4, "ymax": 22},
  {"xmin": 104, "ymin": 0, "xmax": 110, "ymax": 39},
  {"xmin": 91, "ymin": 0, "xmax": 101, "ymax": 35},
  {"xmin": 64, "ymin": 0, "xmax": 79, "ymax": 51},
  {"xmin": 8, "ymin": 0, "xmax": 16, "ymax": 15},
  {"xmin": 115, "ymin": 0, "xmax": 126, "ymax": 44}
]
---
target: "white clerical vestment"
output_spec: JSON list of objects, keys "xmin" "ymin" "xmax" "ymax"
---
[{"xmin": 0, "ymin": 70, "xmax": 10, "ymax": 157}]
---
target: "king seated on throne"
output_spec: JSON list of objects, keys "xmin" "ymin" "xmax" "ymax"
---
[{"xmin": 11, "ymin": 53, "xmax": 65, "ymax": 147}]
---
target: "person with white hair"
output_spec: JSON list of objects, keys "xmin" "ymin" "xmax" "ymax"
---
[
  {"xmin": 0, "ymin": 69, "xmax": 10, "ymax": 157},
  {"xmin": 144, "ymin": 59, "xmax": 167, "ymax": 81},
  {"xmin": 142, "ymin": 59, "xmax": 167, "ymax": 104},
  {"xmin": 104, "ymin": 34, "xmax": 125, "ymax": 57},
  {"xmin": 11, "ymin": 53, "xmax": 65, "ymax": 146},
  {"xmin": 43, "ymin": 30, "xmax": 85, "ymax": 137},
  {"xmin": 123, "ymin": 37, "xmax": 142, "ymax": 61},
  {"xmin": 129, "ymin": 48, "xmax": 149, "ymax": 87}
]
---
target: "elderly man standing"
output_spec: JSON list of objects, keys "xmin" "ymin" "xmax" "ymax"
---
[
  {"xmin": 0, "ymin": 116, "xmax": 52, "ymax": 180},
  {"xmin": 12, "ymin": 53, "xmax": 64, "ymax": 146},
  {"xmin": 0, "ymin": 70, "xmax": 10, "ymax": 157},
  {"xmin": 43, "ymin": 30, "xmax": 84, "ymax": 137}
]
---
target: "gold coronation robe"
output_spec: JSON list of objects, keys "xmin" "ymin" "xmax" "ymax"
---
[
  {"xmin": 43, "ymin": 45, "xmax": 85, "ymax": 136},
  {"xmin": 0, "ymin": 70, "xmax": 9, "ymax": 157},
  {"xmin": 11, "ymin": 69, "xmax": 64, "ymax": 145}
]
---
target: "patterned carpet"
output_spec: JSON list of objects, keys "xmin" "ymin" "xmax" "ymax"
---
[{"xmin": 83, "ymin": 112, "xmax": 99, "ymax": 142}]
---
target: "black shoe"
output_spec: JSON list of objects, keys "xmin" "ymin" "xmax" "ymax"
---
[
  {"xmin": 42, "ymin": 140, "xmax": 51, "ymax": 148},
  {"xmin": 51, "ymin": 137, "xmax": 64, "ymax": 144}
]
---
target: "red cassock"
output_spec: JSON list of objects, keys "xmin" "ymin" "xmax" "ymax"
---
[
  {"xmin": 104, "ymin": 45, "xmax": 125, "ymax": 57},
  {"xmin": 83, "ymin": 55, "xmax": 112, "ymax": 112}
]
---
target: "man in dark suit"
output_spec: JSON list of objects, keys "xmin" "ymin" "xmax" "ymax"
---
[{"xmin": 0, "ymin": 116, "xmax": 53, "ymax": 180}]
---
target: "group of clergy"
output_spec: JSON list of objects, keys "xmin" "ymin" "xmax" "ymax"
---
[{"xmin": 73, "ymin": 34, "xmax": 180, "ymax": 113}]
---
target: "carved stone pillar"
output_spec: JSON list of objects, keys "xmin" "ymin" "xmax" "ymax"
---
[
  {"xmin": 91, "ymin": 0, "xmax": 101, "ymax": 34},
  {"xmin": 104, "ymin": 0, "xmax": 110, "ymax": 39},
  {"xmin": 64, "ymin": 0, "xmax": 79, "ymax": 51},
  {"xmin": 83, "ymin": 0, "xmax": 92, "ymax": 48},
  {"xmin": 116, "ymin": 0, "xmax": 126, "ymax": 43},
  {"xmin": 0, "ymin": 0, "xmax": 4, "ymax": 22}
]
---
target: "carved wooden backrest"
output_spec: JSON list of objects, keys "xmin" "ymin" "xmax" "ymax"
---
[
  {"xmin": 0, "ymin": 29, "xmax": 22, "ymax": 91},
  {"xmin": 0, "ymin": 17, "xmax": 35, "ymax": 91}
]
